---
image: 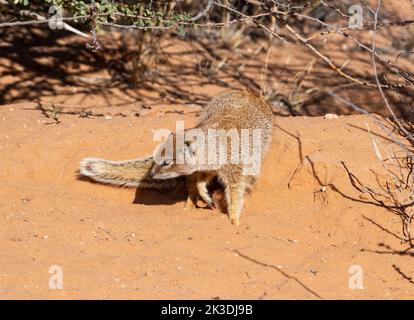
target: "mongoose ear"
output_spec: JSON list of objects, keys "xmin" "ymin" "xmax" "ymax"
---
[
  {"xmin": 185, "ymin": 141, "xmax": 197, "ymax": 155},
  {"xmin": 184, "ymin": 141, "xmax": 197, "ymax": 163}
]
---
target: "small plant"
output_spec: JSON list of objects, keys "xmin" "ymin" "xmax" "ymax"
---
[{"xmin": 38, "ymin": 103, "xmax": 62, "ymax": 124}]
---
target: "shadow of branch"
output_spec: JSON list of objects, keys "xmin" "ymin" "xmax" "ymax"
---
[{"xmin": 231, "ymin": 249, "xmax": 324, "ymax": 299}]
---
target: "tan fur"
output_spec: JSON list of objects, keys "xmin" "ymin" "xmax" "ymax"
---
[
  {"xmin": 79, "ymin": 156, "xmax": 186, "ymax": 190},
  {"xmin": 150, "ymin": 90, "xmax": 273, "ymax": 225},
  {"xmin": 79, "ymin": 90, "xmax": 273, "ymax": 225}
]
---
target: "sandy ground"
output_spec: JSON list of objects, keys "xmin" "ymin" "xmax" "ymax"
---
[
  {"xmin": 0, "ymin": 100, "xmax": 413, "ymax": 299},
  {"xmin": 1, "ymin": 5, "xmax": 414, "ymax": 298}
]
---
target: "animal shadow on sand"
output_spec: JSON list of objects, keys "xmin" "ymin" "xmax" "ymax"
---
[{"xmin": 78, "ymin": 173, "xmax": 228, "ymax": 212}]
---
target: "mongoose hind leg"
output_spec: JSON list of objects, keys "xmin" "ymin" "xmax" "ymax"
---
[
  {"xmin": 227, "ymin": 182, "xmax": 245, "ymax": 225},
  {"xmin": 219, "ymin": 169, "xmax": 246, "ymax": 225}
]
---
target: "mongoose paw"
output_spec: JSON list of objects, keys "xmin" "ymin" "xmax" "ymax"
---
[
  {"xmin": 230, "ymin": 217, "xmax": 240, "ymax": 226},
  {"xmin": 198, "ymin": 194, "xmax": 215, "ymax": 209},
  {"xmin": 196, "ymin": 198, "xmax": 215, "ymax": 210},
  {"xmin": 184, "ymin": 202, "xmax": 196, "ymax": 211}
]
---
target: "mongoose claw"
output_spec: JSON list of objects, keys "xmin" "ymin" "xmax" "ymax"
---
[
  {"xmin": 197, "ymin": 190, "xmax": 214, "ymax": 209},
  {"xmin": 198, "ymin": 197, "xmax": 215, "ymax": 209},
  {"xmin": 206, "ymin": 201, "xmax": 216, "ymax": 210}
]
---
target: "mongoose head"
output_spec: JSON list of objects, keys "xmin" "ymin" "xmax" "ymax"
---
[{"xmin": 150, "ymin": 131, "xmax": 200, "ymax": 179}]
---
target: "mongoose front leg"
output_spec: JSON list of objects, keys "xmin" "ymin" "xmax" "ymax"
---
[
  {"xmin": 196, "ymin": 175, "xmax": 215, "ymax": 209},
  {"xmin": 184, "ymin": 175, "xmax": 198, "ymax": 211},
  {"xmin": 184, "ymin": 187, "xmax": 198, "ymax": 211}
]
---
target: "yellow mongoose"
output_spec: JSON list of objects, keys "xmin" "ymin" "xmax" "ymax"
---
[{"xmin": 79, "ymin": 90, "xmax": 273, "ymax": 225}]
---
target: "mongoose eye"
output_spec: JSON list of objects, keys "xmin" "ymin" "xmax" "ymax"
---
[{"xmin": 163, "ymin": 159, "xmax": 173, "ymax": 166}]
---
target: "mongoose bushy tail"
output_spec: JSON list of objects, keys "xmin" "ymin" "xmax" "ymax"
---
[{"xmin": 79, "ymin": 156, "xmax": 186, "ymax": 189}]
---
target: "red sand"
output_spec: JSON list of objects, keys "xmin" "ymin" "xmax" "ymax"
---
[{"xmin": 0, "ymin": 101, "xmax": 413, "ymax": 299}]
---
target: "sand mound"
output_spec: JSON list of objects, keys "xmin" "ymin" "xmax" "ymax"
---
[{"xmin": 0, "ymin": 103, "xmax": 413, "ymax": 299}]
